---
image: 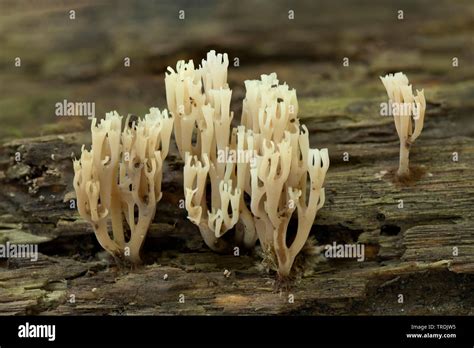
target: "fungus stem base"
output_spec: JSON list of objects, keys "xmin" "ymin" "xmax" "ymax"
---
[{"xmin": 398, "ymin": 141, "xmax": 410, "ymax": 178}]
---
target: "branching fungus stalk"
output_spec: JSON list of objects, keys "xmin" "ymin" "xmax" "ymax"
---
[
  {"xmin": 243, "ymin": 73, "xmax": 329, "ymax": 278},
  {"xmin": 166, "ymin": 51, "xmax": 257, "ymax": 251},
  {"xmin": 380, "ymin": 72, "xmax": 426, "ymax": 179},
  {"xmin": 73, "ymin": 109, "xmax": 173, "ymax": 263}
]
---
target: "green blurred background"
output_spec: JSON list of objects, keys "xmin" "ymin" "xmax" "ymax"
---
[{"xmin": 0, "ymin": 0, "xmax": 473, "ymax": 142}]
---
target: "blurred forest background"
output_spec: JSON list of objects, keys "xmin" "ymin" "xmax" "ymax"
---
[{"xmin": 0, "ymin": 0, "xmax": 473, "ymax": 142}]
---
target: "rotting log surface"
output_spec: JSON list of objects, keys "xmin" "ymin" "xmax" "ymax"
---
[
  {"xmin": 1, "ymin": 84, "xmax": 473, "ymax": 315},
  {"xmin": 1, "ymin": 0, "xmax": 474, "ymax": 315}
]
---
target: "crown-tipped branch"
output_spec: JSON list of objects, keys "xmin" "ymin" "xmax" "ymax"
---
[{"xmin": 380, "ymin": 72, "xmax": 426, "ymax": 179}]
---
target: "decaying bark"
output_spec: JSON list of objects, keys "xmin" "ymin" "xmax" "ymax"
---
[{"xmin": 1, "ymin": 74, "xmax": 473, "ymax": 314}]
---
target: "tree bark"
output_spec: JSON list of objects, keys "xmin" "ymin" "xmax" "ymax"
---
[{"xmin": 1, "ymin": 95, "xmax": 473, "ymax": 314}]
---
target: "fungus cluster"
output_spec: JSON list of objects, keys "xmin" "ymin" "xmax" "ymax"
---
[
  {"xmin": 380, "ymin": 72, "xmax": 426, "ymax": 179},
  {"xmin": 243, "ymin": 73, "xmax": 329, "ymax": 278},
  {"xmin": 73, "ymin": 109, "xmax": 173, "ymax": 263},
  {"xmin": 74, "ymin": 50, "xmax": 329, "ymax": 279},
  {"xmin": 166, "ymin": 51, "xmax": 329, "ymax": 278}
]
